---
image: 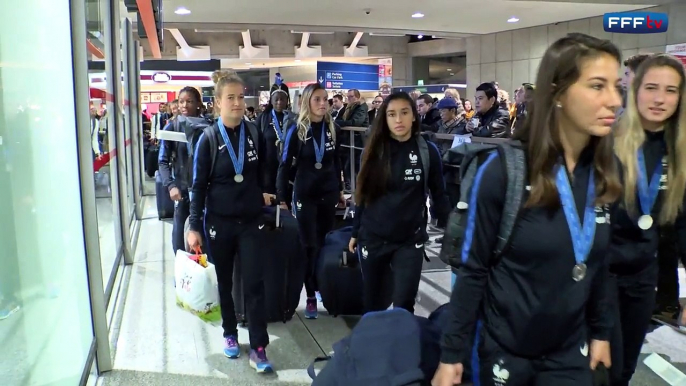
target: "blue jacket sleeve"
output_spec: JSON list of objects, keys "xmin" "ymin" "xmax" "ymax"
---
[
  {"xmin": 188, "ymin": 133, "xmax": 209, "ymax": 232},
  {"xmin": 440, "ymin": 154, "xmax": 505, "ymax": 364},
  {"xmin": 157, "ymin": 122, "xmax": 175, "ymax": 190},
  {"xmin": 427, "ymin": 141, "xmax": 451, "ymax": 225},
  {"xmin": 276, "ymin": 125, "xmax": 299, "ymax": 204}
]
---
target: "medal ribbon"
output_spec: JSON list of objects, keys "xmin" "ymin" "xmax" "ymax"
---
[
  {"xmin": 312, "ymin": 120, "xmax": 326, "ymax": 165},
  {"xmin": 217, "ymin": 117, "xmax": 245, "ymax": 178},
  {"xmin": 556, "ymin": 165, "xmax": 597, "ymax": 267},
  {"xmin": 636, "ymin": 146, "xmax": 663, "ymax": 216}
]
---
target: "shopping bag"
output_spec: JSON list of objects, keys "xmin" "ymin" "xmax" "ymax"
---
[{"xmin": 174, "ymin": 249, "xmax": 221, "ymax": 322}]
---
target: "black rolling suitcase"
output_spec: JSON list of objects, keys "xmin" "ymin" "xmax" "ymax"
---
[
  {"xmin": 316, "ymin": 226, "xmax": 393, "ymax": 316},
  {"xmin": 155, "ymin": 171, "xmax": 174, "ymax": 220},
  {"xmin": 146, "ymin": 144, "xmax": 159, "ymax": 178},
  {"xmin": 233, "ymin": 205, "xmax": 306, "ymax": 324}
]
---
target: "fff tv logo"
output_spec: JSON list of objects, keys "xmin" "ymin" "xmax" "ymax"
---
[{"xmin": 604, "ymin": 12, "xmax": 668, "ymax": 34}]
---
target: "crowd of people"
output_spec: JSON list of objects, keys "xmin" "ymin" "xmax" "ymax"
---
[{"xmin": 154, "ymin": 32, "xmax": 686, "ymax": 385}]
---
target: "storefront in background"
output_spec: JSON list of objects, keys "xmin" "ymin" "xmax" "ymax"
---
[{"xmin": 89, "ymin": 70, "xmax": 214, "ymax": 113}]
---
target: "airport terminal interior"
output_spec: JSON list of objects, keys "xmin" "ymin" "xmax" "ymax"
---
[{"xmin": 1, "ymin": 0, "xmax": 686, "ymax": 385}]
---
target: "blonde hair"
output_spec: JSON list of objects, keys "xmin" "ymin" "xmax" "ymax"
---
[
  {"xmin": 211, "ymin": 70, "xmax": 244, "ymax": 117},
  {"xmin": 615, "ymin": 53, "xmax": 686, "ymax": 224},
  {"xmin": 297, "ymin": 83, "xmax": 336, "ymax": 143},
  {"xmin": 445, "ymin": 88, "xmax": 461, "ymax": 100}
]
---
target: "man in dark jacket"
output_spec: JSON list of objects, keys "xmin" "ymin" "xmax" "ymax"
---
[
  {"xmin": 336, "ymin": 89, "xmax": 369, "ymax": 192},
  {"xmin": 417, "ymin": 94, "xmax": 441, "ymax": 133},
  {"xmin": 467, "ymin": 82, "xmax": 511, "ymax": 138}
]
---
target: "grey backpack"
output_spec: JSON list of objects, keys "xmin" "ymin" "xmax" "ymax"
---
[{"xmin": 439, "ymin": 141, "xmax": 526, "ymax": 269}]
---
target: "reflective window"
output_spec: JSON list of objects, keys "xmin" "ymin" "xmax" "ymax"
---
[
  {"xmin": 88, "ymin": 0, "xmax": 123, "ymax": 288},
  {"xmin": 0, "ymin": 1, "xmax": 94, "ymax": 384}
]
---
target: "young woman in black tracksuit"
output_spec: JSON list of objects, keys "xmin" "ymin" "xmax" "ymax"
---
[
  {"xmin": 158, "ymin": 86, "xmax": 204, "ymax": 253},
  {"xmin": 433, "ymin": 33, "xmax": 621, "ymax": 386},
  {"xmin": 349, "ymin": 91, "xmax": 450, "ymax": 314},
  {"xmin": 258, "ymin": 89, "xmax": 293, "ymax": 204},
  {"xmin": 609, "ymin": 53, "xmax": 686, "ymax": 386},
  {"xmin": 187, "ymin": 71, "xmax": 275, "ymax": 374},
  {"xmin": 277, "ymin": 82, "xmax": 345, "ymax": 320}
]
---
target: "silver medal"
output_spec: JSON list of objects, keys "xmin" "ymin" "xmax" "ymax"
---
[
  {"xmin": 638, "ymin": 214, "xmax": 653, "ymax": 230},
  {"xmin": 234, "ymin": 174, "xmax": 244, "ymax": 183},
  {"xmin": 572, "ymin": 263, "xmax": 587, "ymax": 282},
  {"xmin": 315, "ymin": 162, "xmax": 323, "ymax": 169}
]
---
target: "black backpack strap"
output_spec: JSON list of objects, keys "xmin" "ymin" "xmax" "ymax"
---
[
  {"xmin": 493, "ymin": 142, "xmax": 526, "ymax": 256},
  {"xmin": 203, "ymin": 125, "xmax": 218, "ymax": 178}
]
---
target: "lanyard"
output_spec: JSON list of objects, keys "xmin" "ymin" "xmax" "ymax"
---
[
  {"xmin": 556, "ymin": 165, "xmax": 596, "ymax": 281},
  {"xmin": 312, "ymin": 121, "xmax": 326, "ymax": 165},
  {"xmin": 636, "ymin": 146, "xmax": 663, "ymax": 216},
  {"xmin": 217, "ymin": 117, "xmax": 245, "ymax": 180}
]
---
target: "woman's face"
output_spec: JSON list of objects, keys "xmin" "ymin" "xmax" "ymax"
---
[
  {"xmin": 217, "ymin": 83, "xmax": 246, "ymax": 122},
  {"xmin": 272, "ymin": 93, "xmax": 288, "ymax": 112},
  {"xmin": 558, "ymin": 53, "xmax": 622, "ymax": 138},
  {"xmin": 178, "ymin": 91, "xmax": 200, "ymax": 117},
  {"xmin": 464, "ymin": 100, "xmax": 472, "ymax": 111},
  {"xmin": 309, "ymin": 89, "xmax": 329, "ymax": 118},
  {"xmin": 636, "ymin": 66, "xmax": 682, "ymax": 127},
  {"xmin": 386, "ymin": 99, "xmax": 414, "ymax": 140}
]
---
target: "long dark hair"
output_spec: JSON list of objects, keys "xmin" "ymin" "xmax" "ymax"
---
[
  {"xmin": 514, "ymin": 33, "xmax": 622, "ymax": 208},
  {"xmin": 356, "ymin": 92, "xmax": 420, "ymax": 205}
]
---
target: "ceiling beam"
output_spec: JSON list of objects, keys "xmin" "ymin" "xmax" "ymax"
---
[
  {"xmin": 159, "ymin": 22, "xmax": 471, "ymax": 39},
  {"xmin": 135, "ymin": 0, "xmax": 161, "ymax": 58}
]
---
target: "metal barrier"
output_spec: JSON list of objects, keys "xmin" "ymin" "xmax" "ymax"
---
[{"xmin": 340, "ymin": 126, "xmax": 368, "ymax": 204}]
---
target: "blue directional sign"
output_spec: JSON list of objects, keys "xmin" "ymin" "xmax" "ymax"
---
[{"xmin": 316, "ymin": 61, "xmax": 379, "ymax": 91}]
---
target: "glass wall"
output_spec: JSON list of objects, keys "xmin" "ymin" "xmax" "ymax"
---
[
  {"xmin": 88, "ymin": 0, "xmax": 124, "ymax": 291},
  {"xmin": 0, "ymin": 0, "xmax": 95, "ymax": 384}
]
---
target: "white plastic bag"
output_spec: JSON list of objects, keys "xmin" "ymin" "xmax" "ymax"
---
[{"xmin": 174, "ymin": 250, "xmax": 220, "ymax": 322}]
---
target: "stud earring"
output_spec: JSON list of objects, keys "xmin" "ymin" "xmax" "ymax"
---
[{"xmin": 555, "ymin": 102, "xmax": 562, "ymax": 108}]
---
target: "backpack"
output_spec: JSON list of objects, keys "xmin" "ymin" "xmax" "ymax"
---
[
  {"xmin": 438, "ymin": 141, "xmax": 526, "ymax": 270},
  {"xmin": 203, "ymin": 119, "xmax": 260, "ymax": 178},
  {"xmin": 307, "ymin": 308, "xmax": 426, "ymax": 386},
  {"xmin": 170, "ymin": 116, "xmax": 214, "ymax": 186}
]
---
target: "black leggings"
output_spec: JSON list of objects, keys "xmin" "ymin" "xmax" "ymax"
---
[
  {"xmin": 609, "ymin": 262, "xmax": 658, "ymax": 386},
  {"xmin": 203, "ymin": 212, "xmax": 269, "ymax": 349},
  {"xmin": 293, "ymin": 191, "xmax": 339, "ymax": 297},
  {"xmin": 172, "ymin": 194, "xmax": 190, "ymax": 254},
  {"xmin": 357, "ymin": 233, "xmax": 424, "ymax": 314}
]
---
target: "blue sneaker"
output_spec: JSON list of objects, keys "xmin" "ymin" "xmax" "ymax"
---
[
  {"xmin": 249, "ymin": 347, "xmax": 273, "ymax": 373},
  {"xmin": 0, "ymin": 304, "xmax": 19, "ymax": 320},
  {"xmin": 223, "ymin": 335, "xmax": 240, "ymax": 358},
  {"xmin": 305, "ymin": 298, "xmax": 318, "ymax": 319}
]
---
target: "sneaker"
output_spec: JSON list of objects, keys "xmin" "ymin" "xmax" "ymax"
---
[
  {"xmin": 0, "ymin": 304, "xmax": 19, "ymax": 321},
  {"xmin": 305, "ymin": 298, "xmax": 318, "ymax": 319},
  {"xmin": 249, "ymin": 347, "xmax": 273, "ymax": 373},
  {"xmin": 223, "ymin": 335, "xmax": 240, "ymax": 358}
]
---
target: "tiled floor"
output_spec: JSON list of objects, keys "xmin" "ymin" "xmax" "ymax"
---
[{"xmin": 98, "ymin": 214, "xmax": 686, "ymax": 386}]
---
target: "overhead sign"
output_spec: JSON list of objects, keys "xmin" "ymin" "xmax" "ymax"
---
[{"xmin": 316, "ymin": 62, "xmax": 379, "ymax": 91}]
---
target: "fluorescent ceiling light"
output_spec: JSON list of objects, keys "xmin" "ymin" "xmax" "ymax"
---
[
  {"xmin": 450, "ymin": 73, "xmax": 455, "ymax": 76},
  {"xmin": 175, "ymin": 7, "xmax": 191, "ymax": 15},
  {"xmin": 246, "ymin": 62, "xmax": 252, "ymax": 65},
  {"xmin": 447, "ymin": 68, "xmax": 452, "ymax": 71},
  {"xmin": 507, "ymin": 17, "xmax": 519, "ymax": 23},
  {"xmin": 294, "ymin": 59, "xmax": 302, "ymax": 62},
  {"xmin": 411, "ymin": 12, "xmax": 424, "ymax": 18}
]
